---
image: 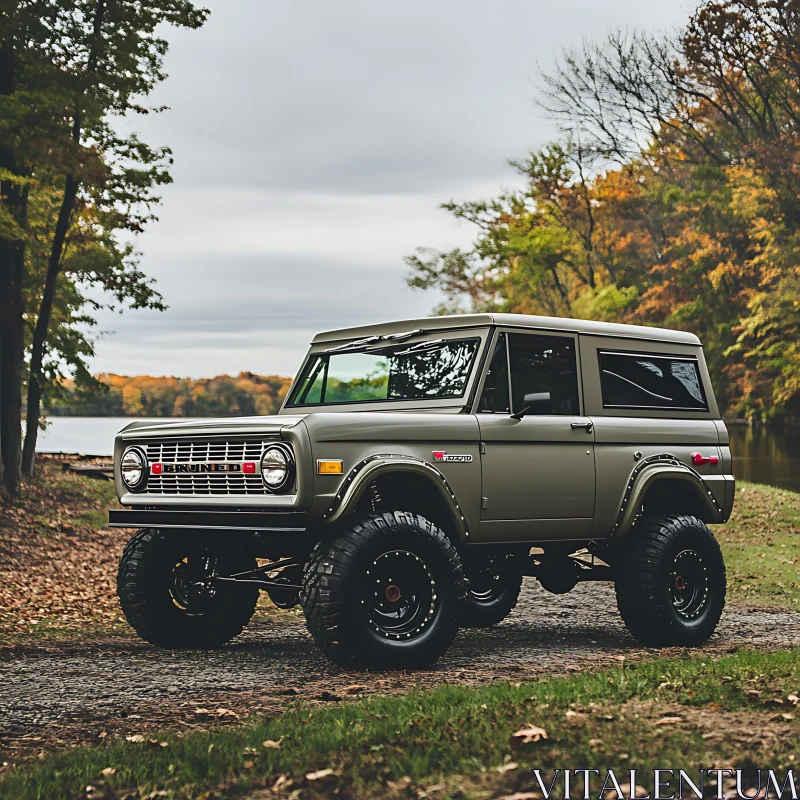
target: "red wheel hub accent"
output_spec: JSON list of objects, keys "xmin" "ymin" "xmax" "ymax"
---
[
  {"xmin": 385, "ymin": 584, "xmax": 401, "ymax": 602},
  {"xmin": 675, "ymin": 575, "xmax": 686, "ymax": 591}
]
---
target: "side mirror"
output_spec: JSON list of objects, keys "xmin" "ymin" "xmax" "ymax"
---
[{"xmin": 510, "ymin": 391, "xmax": 552, "ymax": 419}]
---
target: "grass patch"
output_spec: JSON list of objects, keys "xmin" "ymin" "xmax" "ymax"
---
[
  {"xmin": 76, "ymin": 505, "xmax": 116, "ymax": 530},
  {"xmin": 715, "ymin": 482, "xmax": 800, "ymax": 610},
  {"xmin": 2, "ymin": 649, "xmax": 799, "ymax": 800},
  {"xmin": 1, "ymin": 456, "xmax": 118, "ymax": 535}
]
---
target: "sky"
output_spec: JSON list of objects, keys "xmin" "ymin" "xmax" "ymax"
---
[{"xmin": 91, "ymin": 0, "xmax": 694, "ymax": 380}]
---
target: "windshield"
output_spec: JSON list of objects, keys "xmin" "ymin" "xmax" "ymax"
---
[{"xmin": 288, "ymin": 338, "xmax": 480, "ymax": 406}]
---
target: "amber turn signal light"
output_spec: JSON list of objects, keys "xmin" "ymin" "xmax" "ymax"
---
[{"xmin": 317, "ymin": 459, "xmax": 343, "ymax": 475}]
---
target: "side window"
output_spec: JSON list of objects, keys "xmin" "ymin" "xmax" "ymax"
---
[
  {"xmin": 478, "ymin": 333, "xmax": 510, "ymax": 413},
  {"xmin": 508, "ymin": 333, "xmax": 580, "ymax": 415},
  {"xmin": 598, "ymin": 351, "xmax": 708, "ymax": 411}
]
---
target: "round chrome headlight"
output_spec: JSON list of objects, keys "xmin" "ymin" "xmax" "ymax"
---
[
  {"xmin": 261, "ymin": 444, "xmax": 294, "ymax": 492},
  {"xmin": 120, "ymin": 446, "xmax": 148, "ymax": 492}
]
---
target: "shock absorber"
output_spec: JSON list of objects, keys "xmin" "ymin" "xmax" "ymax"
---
[{"xmin": 369, "ymin": 482, "xmax": 382, "ymax": 512}]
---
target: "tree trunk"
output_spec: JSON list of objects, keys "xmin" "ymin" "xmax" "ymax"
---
[
  {"xmin": 0, "ymin": 19, "xmax": 26, "ymax": 497},
  {"xmin": 21, "ymin": 176, "xmax": 78, "ymax": 475},
  {"xmin": 21, "ymin": 0, "xmax": 105, "ymax": 476},
  {"xmin": 0, "ymin": 266, "xmax": 25, "ymax": 496},
  {"xmin": 0, "ymin": 341, "xmax": 3, "ymax": 488},
  {"xmin": 576, "ymin": 151, "xmax": 596, "ymax": 290}
]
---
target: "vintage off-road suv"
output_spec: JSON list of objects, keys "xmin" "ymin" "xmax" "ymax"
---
[{"xmin": 110, "ymin": 314, "xmax": 735, "ymax": 669}]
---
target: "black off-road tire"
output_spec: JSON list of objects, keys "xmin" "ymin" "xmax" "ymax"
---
[
  {"xmin": 460, "ymin": 553, "xmax": 523, "ymax": 627},
  {"xmin": 615, "ymin": 514, "xmax": 726, "ymax": 647},
  {"xmin": 301, "ymin": 511, "xmax": 467, "ymax": 669},
  {"xmin": 117, "ymin": 528, "xmax": 259, "ymax": 649}
]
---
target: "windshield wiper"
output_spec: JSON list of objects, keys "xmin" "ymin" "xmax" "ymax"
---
[
  {"xmin": 322, "ymin": 329, "xmax": 425, "ymax": 354},
  {"xmin": 383, "ymin": 338, "xmax": 446, "ymax": 356},
  {"xmin": 324, "ymin": 335, "xmax": 381, "ymax": 353}
]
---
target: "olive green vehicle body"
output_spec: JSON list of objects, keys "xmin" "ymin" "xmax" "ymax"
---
[{"xmin": 109, "ymin": 313, "xmax": 735, "ymax": 549}]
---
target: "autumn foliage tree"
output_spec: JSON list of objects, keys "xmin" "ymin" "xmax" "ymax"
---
[
  {"xmin": 407, "ymin": 0, "xmax": 800, "ymax": 423},
  {"xmin": 0, "ymin": 1, "xmax": 208, "ymax": 495},
  {"xmin": 48, "ymin": 373, "xmax": 293, "ymax": 418}
]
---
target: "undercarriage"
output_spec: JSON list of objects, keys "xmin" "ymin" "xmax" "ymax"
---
[{"xmin": 151, "ymin": 535, "xmax": 618, "ymax": 614}]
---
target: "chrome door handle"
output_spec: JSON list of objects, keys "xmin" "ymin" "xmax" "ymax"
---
[{"xmin": 571, "ymin": 421, "xmax": 593, "ymax": 433}]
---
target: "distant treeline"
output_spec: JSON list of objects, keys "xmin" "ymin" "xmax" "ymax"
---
[{"xmin": 45, "ymin": 373, "xmax": 294, "ymax": 418}]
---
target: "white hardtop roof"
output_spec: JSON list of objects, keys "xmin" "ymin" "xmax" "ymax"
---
[{"xmin": 311, "ymin": 313, "xmax": 701, "ymax": 346}]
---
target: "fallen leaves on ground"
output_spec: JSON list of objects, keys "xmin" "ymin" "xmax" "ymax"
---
[
  {"xmin": 147, "ymin": 740, "xmax": 168, "ymax": 749},
  {"xmin": 305, "ymin": 768, "xmax": 335, "ymax": 781},
  {"xmin": 498, "ymin": 793, "xmax": 541, "ymax": 800},
  {"xmin": 509, "ymin": 724, "xmax": 547, "ymax": 750},
  {"xmin": 610, "ymin": 785, "xmax": 650, "ymax": 799},
  {"xmin": 0, "ymin": 458, "xmax": 126, "ymax": 641},
  {"xmin": 271, "ymin": 774, "xmax": 293, "ymax": 793},
  {"xmin": 193, "ymin": 707, "xmax": 239, "ymax": 719}
]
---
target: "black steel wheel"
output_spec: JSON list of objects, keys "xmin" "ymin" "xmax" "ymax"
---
[
  {"xmin": 118, "ymin": 529, "xmax": 259, "ymax": 649},
  {"xmin": 669, "ymin": 549, "xmax": 709, "ymax": 620},
  {"xmin": 615, "ymin": 514, "xmax": 725, "ymax": 647},
  {"xmin": 301, "ymin": 511, "xmax": 467, "ymax": 669},
  {"xmin": 367, "ymin": 549, "xmax": 437, "ymax": 640},
  {"xmin": 460, "ymin": 552, "xmax": 523, "ymax": 627}
]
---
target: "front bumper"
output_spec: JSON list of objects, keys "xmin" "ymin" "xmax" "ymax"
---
[{"xmin": 108, "ymin": 508, "xmax": 308, "ymax": 532}]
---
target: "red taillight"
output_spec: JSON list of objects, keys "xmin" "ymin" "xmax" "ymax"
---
[
  {"xmin": 151, "ymin": 462, "xmax": 162, "ymax": 474},
  {"xmin": 243, "ymin": 462, "xmax": 256, "ymax": 474},
  {"xmin": 691, "ymin": 453, "xmax": 719, "ymax": 466}
]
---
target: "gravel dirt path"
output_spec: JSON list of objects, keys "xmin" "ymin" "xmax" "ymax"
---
[{"xmin": 2, "ymin": 580, "xmax": 798, "ymax": 765}]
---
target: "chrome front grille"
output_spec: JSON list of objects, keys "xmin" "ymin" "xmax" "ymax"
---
[{"xmin": 141, "ymin": 436, "xmax": 281, "ymax": 495}]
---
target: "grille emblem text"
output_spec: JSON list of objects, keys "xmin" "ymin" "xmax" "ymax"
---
[{"xmin": 151, "ymin": 462, "xmax": 257, "ymax": 474}]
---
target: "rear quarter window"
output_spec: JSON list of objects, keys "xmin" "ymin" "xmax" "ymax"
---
[{"xmin": 598, "ymin": 350, "xmax": 708, "ymax": 411}]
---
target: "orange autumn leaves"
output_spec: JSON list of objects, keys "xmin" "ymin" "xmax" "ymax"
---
[
  {"xmin": 407, "ymin": 0, "xmax": 800, "ymax": 424},
  {"xmin": 47, "ymin": 372, "xmax": 293, "ymax": 418}
]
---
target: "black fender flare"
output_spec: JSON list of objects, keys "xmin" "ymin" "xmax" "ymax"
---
[
  {"xmin": 322, "ymin": 454, "xmax": 470, "ymax": 543},
  {"xmin": 612, "ymin": 453, "xmax": 725, "ymax": 538}
]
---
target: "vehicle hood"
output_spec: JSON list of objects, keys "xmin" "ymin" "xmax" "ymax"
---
[{"xmin": 118, "ymin": 415, "xmax": 308, "ymax": 440}]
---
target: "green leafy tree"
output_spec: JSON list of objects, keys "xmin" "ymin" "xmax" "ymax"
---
[
  {"xmin": 20, "ymin": 0, "xmax": 207, "ymax": 476},
  {"xmin": 22, "ymin": 181, "xmax": 166, "ymax": 425}
]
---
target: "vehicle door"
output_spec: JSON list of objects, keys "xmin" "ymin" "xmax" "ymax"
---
[{"xmin": 475, "ymin": 329, "xmax": 596, "ymax": 542}]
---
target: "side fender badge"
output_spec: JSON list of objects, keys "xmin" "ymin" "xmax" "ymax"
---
[{"xmin": 432, "ymin": 451, "xmax": 473, "ymax": 463}]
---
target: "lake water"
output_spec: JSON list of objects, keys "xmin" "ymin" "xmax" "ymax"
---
[
  {"xmin": 36, "ymin": 417, "xmax": 184, "ymax": 457},
  {"xmin": 726, "ymin": 425, "xmax": 800, "ymax": 493},
  {"xmin": 35, "ymin": 416, "xmax": 800, "ymax": 494}
]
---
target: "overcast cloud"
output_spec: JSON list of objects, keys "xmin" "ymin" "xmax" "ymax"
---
[{"xmin": 92, "ymin": 0, "xmax": 693, "ymax": 379}]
